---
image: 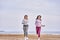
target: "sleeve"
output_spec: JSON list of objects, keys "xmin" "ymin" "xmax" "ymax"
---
[
  {"xmin": 22, "ymin": 20, "xmax": 24, "ymax": 24},
  {"xmin": 35, "ymin": 20, "xmax": 37, "ymax": 25}
]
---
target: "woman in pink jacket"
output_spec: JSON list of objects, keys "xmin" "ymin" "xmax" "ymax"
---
[{"xmin": 35, "ymin": 15, "xmax": 42, "ymax": 40}]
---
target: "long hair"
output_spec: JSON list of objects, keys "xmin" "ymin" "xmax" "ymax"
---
[{"xmin": 36, "ymin": 15, "xmax": 42, "ymax": 21}]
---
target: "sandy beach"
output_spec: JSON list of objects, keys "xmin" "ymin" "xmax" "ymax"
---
[{"xmin": 0, "ymin": 34, "xmax": 60, "ymax": 40}]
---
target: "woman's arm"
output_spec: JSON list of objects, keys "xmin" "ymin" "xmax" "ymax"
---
[{"xmin": 22, "ymin": 20, "xmax": 24, "ymax": 24}]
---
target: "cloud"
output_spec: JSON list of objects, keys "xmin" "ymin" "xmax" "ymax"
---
[{"xmin": 0, "ymin": 0, "xmax": 60, "ymax": 16}]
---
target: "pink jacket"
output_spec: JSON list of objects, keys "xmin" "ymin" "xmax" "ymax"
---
[{"xmin": 35, "ymin": 19, "xmax": 41, "ymax": 27}]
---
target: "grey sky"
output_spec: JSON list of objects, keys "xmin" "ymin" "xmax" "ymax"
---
[{"xmin": 0, "ymin": 0, "xmax": 60, "ymax": 15}]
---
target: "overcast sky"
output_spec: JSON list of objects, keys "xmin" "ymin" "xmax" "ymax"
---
[{"xmin": 0, "ymin": 0, "xmax": 60, "ymax": 34}]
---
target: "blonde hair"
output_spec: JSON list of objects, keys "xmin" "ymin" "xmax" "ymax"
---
[{"xmin": 24, "ymin": 15, "xmax": 28, "ymax": 20}]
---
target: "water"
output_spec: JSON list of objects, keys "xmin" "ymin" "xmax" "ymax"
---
[{"xmin": 0, "ymin": 31, "xmax": 60, "ymax": 35}]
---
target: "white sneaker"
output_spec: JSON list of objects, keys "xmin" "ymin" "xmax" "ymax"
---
[
  {"xmin": 26, "ymin": 37, "xmax": 28, "ymax": 40},
  {"xmin": 24, "ymin": 37, "xmax": 26, "ymax": 40},
  {"xmin": 38, "ymin": 38, "xmax": 40, "ymax": 40},
  {"xmin": 24, "ymin": 37, "xmax": 28, "ymax": 40}
]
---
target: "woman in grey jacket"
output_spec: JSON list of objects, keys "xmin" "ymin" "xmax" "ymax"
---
[{"xmin": 22, "ymin": 15, "xmax": 28, "ymax": 40}]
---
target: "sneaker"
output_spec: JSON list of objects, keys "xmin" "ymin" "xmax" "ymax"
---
[
  {"xmin": 26, "ymin": 37, "xmax": 28, "ymax": 40},
  {"xmin": 38, "ymin": 38, "xmax": 40, "ymax": 40},
  {"xmin": 24, "ymin": 37, "xmax": 26, "ymax": 40}
]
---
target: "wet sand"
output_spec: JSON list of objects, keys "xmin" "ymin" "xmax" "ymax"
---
[{"xmin": 0, "ymin": 34, "xmax": 60, "ymax": 40}]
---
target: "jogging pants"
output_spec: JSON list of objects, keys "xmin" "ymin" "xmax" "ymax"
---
[
  {"xmin": 36, "ymin": 27, "xmax": 41, "ymax": 37},
  {"xmin": 23, "ymin": 25, "xmax": 28, "ymax": 37}
]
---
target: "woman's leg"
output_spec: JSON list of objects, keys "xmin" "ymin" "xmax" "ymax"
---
[
  {"xmin": 36, "ymin": 27, "xmax": 41, "ymax": 40},
  {"xmin": 23, "ymin": 26, "xmax": 28, "ymax": 37},
  {"xmin": 36, "ymin": 27, "xmax": 41, "ymax": 37},
  {"xmin": 23, "ymin": 26, "xmax": 26, "ymax": 37},
  {"xmin": 38, "ymin": 27, "xmax": 41, "ymax": 37},
  {"xmin": 23, "ymin": 26, "xmax": 28, "ymax": 40},
  {"xmin": 36, "ymin": 27, "xmax": 38, "ymax": 35},
  {"xmin": 25, "ymin": 27, "xmax": 28, "ymax": 37}
]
